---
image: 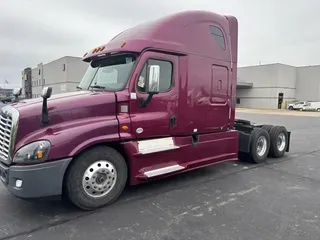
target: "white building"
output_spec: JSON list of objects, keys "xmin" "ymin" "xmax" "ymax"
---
[
  {"xmin": 236, "ymin": 63, "xmax": 320, "ymax": 109},
  {"xmin": 22, "ymin": 56, "xmax": 88, "ymax": 98}
]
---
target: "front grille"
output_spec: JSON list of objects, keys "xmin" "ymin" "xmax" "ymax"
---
[
  {"xmin": 0, "ymin": 114, "xmax": 12, "ymax": 158},
  {"xmin": 0, "ymin": 106, "xmax": 19, "ymax": 163}
]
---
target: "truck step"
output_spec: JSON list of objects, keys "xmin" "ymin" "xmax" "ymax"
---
[{"xmin": 144, "ymin": 164, "xmax": 185, "ymax": 178}]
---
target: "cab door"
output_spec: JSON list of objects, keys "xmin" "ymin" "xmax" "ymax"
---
[
  {"xmin": 129, "ymin": 51, "xmax": 179, "ymax": 139},
  {"xmin": 205, "ymin": 64, "xmax": 230, "ymax": 130}
]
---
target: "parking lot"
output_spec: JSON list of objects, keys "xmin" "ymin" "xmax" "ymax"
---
[{"xmin": 1, "ymin": 110, "xmax": 320, "ymax": 240}]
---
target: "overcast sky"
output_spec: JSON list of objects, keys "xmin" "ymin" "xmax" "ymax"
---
[{"xmin": 1, "ymin": 0, "xmax": 320, "ymax": 88}]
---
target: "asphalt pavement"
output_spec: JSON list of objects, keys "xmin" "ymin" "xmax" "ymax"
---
[{"xmin": 1, "ymin": 111, "xmax": 320, "ymax": 240}]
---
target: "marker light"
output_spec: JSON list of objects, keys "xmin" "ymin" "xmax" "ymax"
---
[
  {"xmin": 122, "ymin": 125, "xmax": 129, "ymax": 131},
  {"xmin": 92, "ymin": 46, "xmax": 106, "ymax": 54}
]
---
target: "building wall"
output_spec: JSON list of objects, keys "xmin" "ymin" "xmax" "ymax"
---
[
  {"xmin": 26, "ymin": 56, "xmax": 88, "ymax": 98},
  {"xmin": 66, "ymin": 57, "xmax": 88, "ymax": 93},
  {"xmin": 236, "ymin": 64, "xmax": 297, "ymax": 109},
  {"xmin": 296, "ymin": 65, "xmax": 320, "ymax": 101}
]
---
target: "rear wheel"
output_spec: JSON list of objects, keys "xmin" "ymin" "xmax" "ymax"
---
[
  {"xmin": 261, "ymin": 124, "xmax": 273, "ymax": 132},
  {"xmin": 248, "ymin": 128, "xmax": 270, "ymax": 164},
  {"xmin": 64, "ymin": 146, "xmax": 127, "ymax": 210},
  {"xmin": 269, "ymin": 126, "xmax": 288, "ymax": 158},
  {"xmin": 317, "ymin": 108, "xmax": 320, "ymax": 112},
  {"xmin": 288, "ymin": 106, "xmax": 293, "ymax": 110}
]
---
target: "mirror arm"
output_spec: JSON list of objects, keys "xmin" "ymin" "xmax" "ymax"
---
[
  {"xmin": 41, "ymin": 97, "xmax": 50, "ymax": 125},
  {"xmin": 139, "ymin": 93, "xmax": 155, "ymax": 108},
  {"xmin": 12, "ymin": 96, "xmax": 18, "ymax": 103}
]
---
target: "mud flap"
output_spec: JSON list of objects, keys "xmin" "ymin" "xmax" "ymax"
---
[
  {"xmin": 238, "ymin": 131, "xmax": 251, "ymax": 153},
  {"xmin": 286, "ymin": 131, "xmax": 291, "ymax": 152}
]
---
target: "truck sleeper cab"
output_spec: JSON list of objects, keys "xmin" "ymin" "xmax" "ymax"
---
[{"xmin": 0, "ymin": 10, "xmax": 291, "ymax": 210}]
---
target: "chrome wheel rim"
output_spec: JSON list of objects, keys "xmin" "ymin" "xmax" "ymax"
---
[
  {"xmin": 82, "ymin": 161, "xmax": 117, "ymax": 198},
  {"xmin": 257, "ymin": 136, "xmax": 267, "ymax": 157},
  {"xmin": 277, "ymin": 133, "xmax": 286, "ymax": 152}
]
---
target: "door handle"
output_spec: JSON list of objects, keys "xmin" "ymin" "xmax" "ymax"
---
[{"xmin": 170, "ymin": 115, "xmax": 176, "ymax": 129}]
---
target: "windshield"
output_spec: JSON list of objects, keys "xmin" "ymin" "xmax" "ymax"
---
[{"xmin": 78, "ymin": 53, "xmax": 137, "ymax": 91}]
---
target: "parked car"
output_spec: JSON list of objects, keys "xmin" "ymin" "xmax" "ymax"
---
[
  {"xmin": 288, "ymin": 101, "xmax": 308, "ymax": 110},
  {"xmin": 301, "ymin": 102, "xmax": 320, "ymax": 111},
  {"xmin": 1, "ymin": 97, "xmax": 14, "ymax": 104}
]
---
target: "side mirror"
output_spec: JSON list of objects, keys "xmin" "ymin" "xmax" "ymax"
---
[
  {"xmin": 146, "ymin": 65, "xmax": 160, "ymax": 94},
  {"xmin": 13, "ymin": 88, "xmax": 22, "ymax": 97},
  {"xmin": 41, "ymin": 87, "xmax": 52, "ymax": 99},
  {"xmin": 40, "ymin": 87, "xmax": 52, "ymax": 125}
]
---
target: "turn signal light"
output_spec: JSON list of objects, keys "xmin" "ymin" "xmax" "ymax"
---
[{"xmin": 37, "ymin": 151, "xmax": 44, "ymax": 159}]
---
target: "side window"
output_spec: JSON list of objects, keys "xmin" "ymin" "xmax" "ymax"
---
[
  {"xmin": 137, "ymin": 59, "xmax": 173, "ymax": 93},
  {"xmin": 209, "ymin": 26, "xmax": 226, "ymax": 50}
]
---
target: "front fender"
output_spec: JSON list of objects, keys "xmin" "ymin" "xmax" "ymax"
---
[{"xmin": 14, "ymin": 116, "xmax": 120, "ymax": 160}]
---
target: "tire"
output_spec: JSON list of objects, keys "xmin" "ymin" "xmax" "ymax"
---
[
  {"xmin": 299, "ymin": 108, "xmax": 303, "ymax": 111},
  {"xmin": 269, "ymin": 126, "xmax": 288, "ymax": 158},
  {"xmin": 288, "ymin": 106, "xmax": 293, "ymax": 110},
  {"xmin": 248, "ymin": 128, "xmax": 270, "ymax": 164},
  {"xmin": 261, "ymin": 124, "xmax": 273, "ymax": 133},
  {"xmin": 317, "ymin": 108, "xmax": 320, "ymax": 112},
  {"xmin": 64, "ymin": 146, "xmax": 128, "ymax": 210}
]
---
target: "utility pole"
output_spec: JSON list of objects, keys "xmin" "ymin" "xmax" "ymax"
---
[{"xmin": 4, "ymin": 79, "xmax": 8, "ymax": 89}]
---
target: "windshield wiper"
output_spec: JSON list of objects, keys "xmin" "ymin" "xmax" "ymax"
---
[
  {"xmin": 76, "ymin": 86, "xmax": 82, "ymax": 90},
  {"xmin": 90, "ymin": 85, "xmax": 106, "ymax": 90}
]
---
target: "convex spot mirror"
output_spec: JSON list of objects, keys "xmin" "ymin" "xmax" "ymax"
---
[
  {"xmin": 13, "ymin": 88, "xmax": 22, "ymax": 97},
  {"xmin": 41, "ymin": 87, "xmax": 52, "ymax": 99},
  {"xmin": 146, "ymin": 65, "xmax": 160, "ymax": 94}
]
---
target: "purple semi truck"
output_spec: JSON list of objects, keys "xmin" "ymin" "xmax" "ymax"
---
[{"xmin": 0, "ymin": 10, "xmax": 290, "ymax": 210}]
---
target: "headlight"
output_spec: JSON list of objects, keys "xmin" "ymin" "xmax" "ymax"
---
[{"xmin": 13, "ymin": 140, "xmax": 51, "ymax": 163}]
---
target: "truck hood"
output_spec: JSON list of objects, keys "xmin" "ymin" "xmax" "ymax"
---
[
  {"xmin": 12, "ymin": 91, "xmax": 98, "ymax": 111},
  {"xmin": 11, "ymin": 91, "xmax": 117, "ymax": 148},
  {"xmin": 12, "ymin": 90, "xmax": 115, "ymax": 117}
]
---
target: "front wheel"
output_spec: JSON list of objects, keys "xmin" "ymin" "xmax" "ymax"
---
[
  {"xmin": 288, "ymin": 106, "xmax": 293, "ymax": 110},
  {"xmin": 64, "ymin": 146, "xmax": 128, "ymax": 210}
]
